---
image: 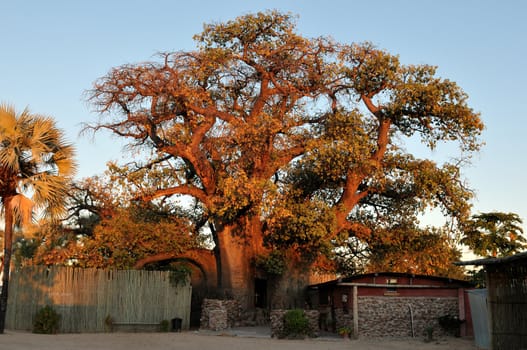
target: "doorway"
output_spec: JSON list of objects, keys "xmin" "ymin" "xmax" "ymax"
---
[{"xmin": 254, "ymin": 278, "xmax": 267, "ymax": 308}]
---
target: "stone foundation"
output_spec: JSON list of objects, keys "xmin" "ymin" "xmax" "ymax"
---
[
  {"xmin": 356, "ymin": 296, "xmax": 458, "ymax": 338},
  {"xmin": 200, "ymin": 299, "xmax": 241, "ymax": 331},
  {"xmin": 334, "ymin": 308, "xmax": 353, "ymax": 331}
]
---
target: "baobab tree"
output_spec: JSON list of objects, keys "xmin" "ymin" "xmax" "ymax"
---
[{"xmin": 85, "ymin": 11, "xmax": 483, "ymax": 309}]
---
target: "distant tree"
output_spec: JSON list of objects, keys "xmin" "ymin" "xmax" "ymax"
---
[
  {"xmin": 461, "ymin": 212, "xmax": 526, "ymax": 257},
  {"xmin": 334, "ymin": 222, "xmax": 465, "ymax": 279},
  {"xmin": 13, "ymin": 222, "xmax": 76, "ymax": 266},
  {"xmin": 0, "ymin": 104, "xmax": 76, "ymax": 333},
  {"xmin": 78, "ymin": 205, "xmax": 198, "ymax": 269},
  {"xmin": 365, "ymin": 225, "xmax": 465, "ymax": 279},
  {"xmin": 24, "ymin": 163, "xmax": 201, "ymax": 268},
  {"xmin": 85, "ymin": 11, "xmax": 483, "ymax": 307},
  {"xmin": 466, "ymin": 268, "xmax": 486, "ymax": 288}
]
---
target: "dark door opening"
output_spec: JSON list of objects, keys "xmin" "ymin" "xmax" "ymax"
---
[{"xmin": 254, "ymin": 278, "xmax": 267, "ymax": 308}]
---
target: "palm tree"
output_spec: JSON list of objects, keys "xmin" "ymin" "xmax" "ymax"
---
[{"xmin": 0, "ymin": 104, "xmax": 76, "ymax": 333}]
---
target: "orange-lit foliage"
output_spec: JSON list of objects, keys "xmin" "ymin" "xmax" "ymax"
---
[
  {"xmin": 364, "ymin": 225, "xmax": 465, "ymax": 279},
  {"xmin": 77, "ymin": 208, "xmax": 196, "ymax": 269},
  {"xmin": 25, "ymin": 206, "xmax": 197, "ymax": 269}
]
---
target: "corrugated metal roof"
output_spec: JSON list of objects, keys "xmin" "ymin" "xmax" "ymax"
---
[
  {"xmin": 455, "ymin": 251, "xmax": 527, "ymax": 266},
  {"xmin": 308, "ymin": 271, "xmax": 474, "ymax": 289}
]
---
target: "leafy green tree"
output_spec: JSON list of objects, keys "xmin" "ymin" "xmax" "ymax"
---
[
  {"xmin": 22, "ymin": 163, "xmax": 201, "ymax": 268},
  {"xmin": 365, "ymin": 225, "xmax": 465, "ymax": 279},
  {"xmin": 461, "ymin": 212, "xmax": 526, "ymax": 257},
  {"xmin": 85, "ymin": 11, "xmax": 483, "ymax": 307},
  {"xmin": 0, "ymin": 104, "xmax": 75, "ymax": 333},
  {"xmin": 334, "ymin": 223, "xmax": 465, "ymax": 279}
]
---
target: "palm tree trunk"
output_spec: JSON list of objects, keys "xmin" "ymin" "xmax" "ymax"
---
[{"xmin": 0, "ymin": 197, "xmax": 14, "ymax": 333}]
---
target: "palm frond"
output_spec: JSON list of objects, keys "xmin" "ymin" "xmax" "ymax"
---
[
  {"xmin": 24, "ymin": 172, "xmax": 71, "ymax": 219},
  {"xmin": 48, "ymin": 144, "xmax": 77, "ymax": 176},
  {"xmin": 11, "ymin": 194, "xmax": 34, "ymax": 227},
  {"xmin": 0, "ymin": 103, "xmax": 77, "ymax": 222},
  {"xmin": 0, "ymin": 104, "xmax": 18, "ymax": 137}
]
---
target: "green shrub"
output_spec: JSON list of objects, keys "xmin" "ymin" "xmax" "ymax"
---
[
  {"xmin": 169, "ymin": 264, "xmax": 192, "ymax": 287},
  {"xmin": 424, "ymin": 325, "xmax": 434, "ymax": 342},
  {"xmin": 282, "ymin": 309, "xmax": 310, "ymax": 339},
  {"xmin": 159, "ymin": 319, "xmax": 170, "ymax": 332},
  {"xmin": 33, "ymin": 305, "xmax": 61, "ymax": 334},
  {"xmin": 438, "ymin": 314, "xmax": 463, "ymax": 337},
  {"xmin": 104, "ymin": 314, "xmax": 114, "ymax": 332},
  {"xmin": 338, "ymin": 326, "xmax": 352, "ymax": 336},
  {"xmin": 255, "ymin": 251, "xmax": 285, "ymax": 276}
]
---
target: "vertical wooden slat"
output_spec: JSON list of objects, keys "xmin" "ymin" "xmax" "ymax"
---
[
  {"xmin": 487, "ymin": 260, "xmax": 527, "ymax": 350},
  {"xmin": 6, "ymin": 266, "xmax": 191, "ymax": 332}
]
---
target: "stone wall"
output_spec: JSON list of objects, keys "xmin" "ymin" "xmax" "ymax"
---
[
  {"xmin": 334, "ymin": 308, "xmax": 353, "ymax": 331},
  {"xmin": 356, "ymin": 296, "xmax": 458, "ymax": 338},
  {"xmin": 200, "ymin": 299, "xmax": 242, "ymax": 331}
]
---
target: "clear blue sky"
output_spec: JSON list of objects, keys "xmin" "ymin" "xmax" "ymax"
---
[{"xmin": 1, "ymin": 0, "xmax": 526, "ymax": 232}]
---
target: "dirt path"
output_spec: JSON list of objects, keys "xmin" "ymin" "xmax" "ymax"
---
[{"xmin": 0, "ymin": 330, "xmax": 477, "ymax": 350}]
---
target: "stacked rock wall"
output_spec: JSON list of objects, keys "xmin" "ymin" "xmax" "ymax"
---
[
  {"xmin": 334, "ymin": 308, "xmax": 353, "ymax": 331},
  {"xmin": 200, "ymin": 299, "xmax": 241, "ymax": 331},
  {"xmin": 356, "ymin": 296, "xmax": 458, "ymax": 337}
]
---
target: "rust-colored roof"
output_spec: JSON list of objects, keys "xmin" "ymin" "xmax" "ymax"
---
[{"xmin": 308, "ymin": 271, "xmax": 473, "ymax": 289}]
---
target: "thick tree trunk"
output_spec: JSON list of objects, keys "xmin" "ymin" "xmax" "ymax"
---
[
  {"xmin": 269, "ymin": 264, "xmax": 312, "ymax": 309},
  {"xmin": 0, "ymin": 197, "xmax": 14, "ymax": 334},
  {"xmin": 215, "ymin": 217, "xmax": 265, "ymax": 309},
  {"xmin": 214, "ymin": 217, "xmax": 314, "ymax": 312}
]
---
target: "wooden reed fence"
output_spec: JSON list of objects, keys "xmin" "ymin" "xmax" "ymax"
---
[
  {"xmin": 456, "ymin": 252, "xmax": 527, "ymax": 350},
  {"xmin": 486, "ymin": 258, "xmax": 527, "ymax": 349},
  {"xmin": 6, "ymin": 266, "xmax": 192, "ymax": 333}
]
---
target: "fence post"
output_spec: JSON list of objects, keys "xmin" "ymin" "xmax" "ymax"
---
[{"xmin": 353, "ymin": 285, "xmax": 358, "ymax": 339}]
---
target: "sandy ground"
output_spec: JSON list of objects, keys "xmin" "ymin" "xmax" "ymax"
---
[{"xmin": 0, "ymin": 329, "xmax": 478, "ymax": 350}]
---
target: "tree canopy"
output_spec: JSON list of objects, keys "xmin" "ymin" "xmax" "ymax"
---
[
  {"xmin": 84, "ymin": 11, "xmax": 484, "ymax": 302},
  {"xmin": 461, "ymin": 212, "xmax": 526, "ymax": 258},
  {"xmin": 20, "ymin": 164, "xmax": 201, "ymax": 269}
]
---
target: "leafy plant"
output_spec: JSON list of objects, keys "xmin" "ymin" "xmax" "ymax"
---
[
  {"xmin": 438, "ymin": 314, "xmax": 463, "ymax": 337},
  {"xmin": 33, "ymin": 305, "xmax": 61, "ymax": 334},
  {"xmin": 254, "ymin": 251, "xmax": 286, "ymax": 276},
  {"xmin": 281, "ymin": 309, "xmax": 310, "ymax": 339},
  {"xmin": 424, "ymin": 326, "xmax": 434, "ymax": 342},
  {"xmin": 338, "ymin": 326, "xmax": 352, "ymax": 336},
  {"xmin": 104, "ymin": 314, "xmax": 114, "ymax": 332},
  {"xmin": 159, "ymin": 319, "xmax": 170, "ymax": 332},
  {"xmin": 169, "ymin": 264, "xmax": 192, "ymax": 287}
]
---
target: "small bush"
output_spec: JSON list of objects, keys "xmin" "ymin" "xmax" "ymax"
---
[
  {"xmin": 169, "ymin": 264, "xmax": 192, "ymax": 287},
  {"xmin": 282, "ymin": 309, "xmax": 310, "ymax": 339},
  {"xmin": 104, "ymin": 315, "xmax": 114, "ymax": 332},
  {"xmin": 159, "ymin": 319, "xmax": 170, "ymax": 332},
  {"xmin": 424, "ymin": 326, "xmax": 434, "ymax": 342},
  {"xmin": 33, "ymin": 305, "xmax": 61, "ymax": 334},
  {"xmin": 338, "ymin": 326, "xmax": 352, "ymax": 336},
  {"xmin": 438, "ymin": 314, "xmax": 463, "ymax": 337}
]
